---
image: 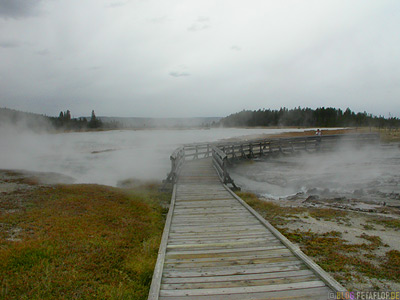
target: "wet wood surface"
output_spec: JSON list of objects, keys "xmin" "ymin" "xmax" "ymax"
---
[{"xmin": 149, "ymin": 158, "xmax": 342, "ymax": 300}]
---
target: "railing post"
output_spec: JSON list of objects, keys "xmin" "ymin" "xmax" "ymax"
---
[
  {"xmin": 171, "ymin": 156, "xmax": 176, "ymax": 183},
  {"xmin": 240, "ymin": 145, "xmax": 245, "ymax": 158},
  {"xmin": 223, "ymin": 158, "xmax": 228, "ymax": 184}
]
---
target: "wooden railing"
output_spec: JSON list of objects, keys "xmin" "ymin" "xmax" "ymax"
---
[
  {"xmin": 218, "ymin": 133, "xmax": 380, "ymax": 161},
  {"xmin": 164, "ymin": 147, "xmax": 185, "ymax": 184},
  {"xmin": 211, "ymin": 146, "xmax": 239, "ymax": 190},
  {"xmin": 181, "ymin": 143, "xmax": 212, "ymax": 160},
  {"xmin": 163, "ymin": 133, "xmax": 380, "ymax": 188}
]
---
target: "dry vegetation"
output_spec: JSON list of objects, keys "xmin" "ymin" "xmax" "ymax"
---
[
  {"xmin": 269, "ymin": 128, "xmax": 359, "ymax": 138},
  {"xmin": 236, "ymin": 127, "xmax": 400, "ymax": 144},
  {"xmin": 375, "ymin": 128, "xmax": 400, "ymax": 143},
  {"xmin": 0, "ymin": 172, "xmax": 170, "ymax": 300},
  {"xmin": 237, "ymin": 191, "xmax": 400, "ymax": 291}
]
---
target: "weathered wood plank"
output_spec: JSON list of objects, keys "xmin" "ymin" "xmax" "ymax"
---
[
  {"xmin": 166, "ymin": 245, "xmax": 287, "ymax": 256},
  {"xmin": 149, "ymin": 158, "xmax": 344, "ymax": 300},
  {"xmin": 171, "ymin": 224, "xmax": 265, "ymax": 233},
  {"xmin": 161, "ymin": 274, "xmax": 319, "ymax": 290},
  {"xmin": 159, "ymin": 280, "xmax": 327, "ymax": 297},
  {"xmin": 164, "ymin": 249, "xmax": 292, "ymax": 263},
  {"xmin": 158, "ymin": 286, "xmax": 332, "ymax": 300},
  {"xmin": 147, "ymin": 185, "xmax": 177, "ymax": 300},
  {"xmin": 163, "ymin": 256, "xmax": 298, "ymax": 269},
  {"xmin": 168, "ymin": 233, "xmax": 273, "ymax": 242},
  {"xmin": 174, "ymin": 200, "xmax": 238, "ymax": 206},
  {"xmin": 223, "ymin": 183, "xmax": 348, "ymax": 293},
  {"xmin": 168, "ymin": 231, "xmax": 269, "ymax": 238},
  {"xmin": 171, "ymin": 218, "xmax": 258, "ymax": 225},
  {"xmin": 167, "ymin": 236, "xmax": 278, "ymax": 246},
  {"xmin": 166, "ymin": 247, "xmax": 289, "ymax": 259},
  {"xmin": 166, "ymin": 239, "xmax": 276, "ymax": 249},
  {"xmin": 170, "ymin": 221, "xmax": 262, "ymax": 228},
  {"xmin": 171, "ymin": 214, "xmax": 255, "ymax": 221},
  {"xmin": 162, "ymin": 269, "xmax": 314, "ymax": 284},
  {"xmin": 162, "ymin": 263, "xmax": 308, "ymax": 278}
]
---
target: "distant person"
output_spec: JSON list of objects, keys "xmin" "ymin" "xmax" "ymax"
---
[{"xmin": 315, "ymin": 129, "xmax": 322, "ymax": 150}]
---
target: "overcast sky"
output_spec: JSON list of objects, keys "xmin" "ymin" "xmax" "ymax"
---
[{"xmin": 0, "ymin": 0, "xmax": 399, "ymax": 118}]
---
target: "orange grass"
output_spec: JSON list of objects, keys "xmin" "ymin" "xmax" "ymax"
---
[{"xmin": 0, "ymin": 184, "xmax": 169, "ymax": 300}]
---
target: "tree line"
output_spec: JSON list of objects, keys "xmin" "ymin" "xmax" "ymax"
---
[
  {"xmin": 219, "ymin": 107, "xmax": 400, "ymax": 128},
  {"xmin": 0, "ymin": 107, "xmax": 120, "ymax": 131},
  {"xmin": 51, "ymin": 110, "xmax": 107, "ymax": 130}
]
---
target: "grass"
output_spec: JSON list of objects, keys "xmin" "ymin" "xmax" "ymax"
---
[
  {"xmin": 308, "ymin": 208, "xmax": 349, "ymax": 223},
  {"xmin": 0, "ymin": 183, "xmax": 170, "ymax": 300},
  {"xmin": 238, "ymin": 192, "xmax": 400, "ymax": 288},
  {"xmin": 369, "ymin": 217, "xmax": 400, "ymax": 231},
  {"xmin": 269, "ymin": 129, "xmax": 357, "ymax": 139},
  {"xmin": 375, "ymin": 128, "xmax": 400, "ymax": 143},
  {"xmin": 235, "ymin": 192, "xmax": 306, "ymax": 226},
  {"xmin": 270, "ymin": 127, "xmax": 400, "ymax": 143},
  {"xmin": 281, "ymin": 227, "xmax": 399, "ymax": 283}
]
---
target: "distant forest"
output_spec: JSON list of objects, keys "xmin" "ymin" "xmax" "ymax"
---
[
  {"xmin": 51, "ymin": 110, "xmax": 118, "ymax": 130},
  {"xmin": 2, "ymin": 107, "xmax": 399, "ymax": 131},
  {"xmin": 220, "ymin": 107, "xmax": 400, "ymax": 128},
  {"xmin": 0, "ymin": 108, "xmax": 119, "ymax": 131}
]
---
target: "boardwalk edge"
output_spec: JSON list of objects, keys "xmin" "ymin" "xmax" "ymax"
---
[
  {"xmin": 148, "ymin": 184, "xmax": 177, "ymax": 300},
  {"xmin": 222, "ymin": 182, "xmax": 348, "ymax": 294}
]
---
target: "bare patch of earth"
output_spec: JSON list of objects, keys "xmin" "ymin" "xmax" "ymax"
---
[
  {"xmin": 259, "ymin": 195, "xmax": 400, "ymax": 291},
  {"xmin": 0, "ymin": 169, "xmax": 74, "ymax": 241}
]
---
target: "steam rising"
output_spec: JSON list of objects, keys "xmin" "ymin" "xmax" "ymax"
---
[
  {"xmin": 0, "ymin": 126, "xmax": 311, "ymax": 186},
  {"xmin": 230, "ymin": 143, "xmax": 400, "ymax": 206}
]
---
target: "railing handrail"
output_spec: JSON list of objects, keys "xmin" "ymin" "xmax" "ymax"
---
[
  {"xmin": 163, "ymin": 133, "xmax": 380, "ymax": 188},
  {"xmin": 211, "ymin": 145, "xmax": 238, "ymax": 190}
]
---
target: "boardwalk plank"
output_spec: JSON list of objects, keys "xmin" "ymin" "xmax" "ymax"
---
[
  {"xmin": 165, "ymin": 245, "xmax": 287, "ymax": 256},
  {"xmin": 161, "ymin": 274, "xmax": 319, "ymax": 290},
  {"xmin": 159, "ymin": 280, "xmax": 327, "ymax": 297},
  {"xmin": 148, "ymin": 158, "xmax": 344, "ymax": 300},
  {"xmin": 162, "ymin": 269, "xmax": 314, "ymax": 284},
  {"xmin": 158, "ymin": 286, "xmax": 332, "ymax": 300},
  {"xmin": 162, "ymin": 263, "xmax": 308, "ymax": 278}
]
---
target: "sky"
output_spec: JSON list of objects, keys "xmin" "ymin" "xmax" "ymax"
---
[{"xmin": 0, "ymin": 0, "xmax": 399, "ymax": 118}]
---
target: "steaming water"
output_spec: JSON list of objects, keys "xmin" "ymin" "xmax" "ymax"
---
[
  {"xmin": 0, "ymin": 127, "xmax": 310, "ymax": 186},
  {"xmin": 229, "ymin": 144, "xmax": 400, "ymax": 206}
]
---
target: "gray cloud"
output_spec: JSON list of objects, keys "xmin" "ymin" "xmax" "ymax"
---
[
  {"xmin": 0, "ymin": 0, "xmax": 43, "ymax": 18},
  {"xmin": 0, "ymin": 41, "xmax": 20, "ymax": 48},
  {"xmin": 169, "ymin": 72, "xmax": 191, "ymax": 77},
  {"xmin": 88, "ymin": 66, "xmax": 102, "ymax": 71},
  {"xmin": 188, "ymin": 16, "xmax": 210, "ymax": 32},
  {"xmin": 197, "ymin": 16, "xmax": 210, "ymax": 23},
  {"xmin": 106, "ymin": 2, "xmax": 128, "ymax": 8},
  {"xmin": 188, "ymin": 24, "xmax": 209, "ymax": 32},
  {"xmin": 0, "ymin": 1, "xmax": 399, "ymax": 118},
  {"xmin": 148, "ymin": 15, "xmax": 169, "ymax": 24},
  {"xmin": 231, "ymin": 45, "xmax": 242, "ymax": 51},
  {"xmin": 35, "ymin": 49, "xmax": 50, "ymax": 56}
]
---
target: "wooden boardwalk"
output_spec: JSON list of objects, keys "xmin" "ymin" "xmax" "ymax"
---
[{"xmin": 149, "ymin": 158, "xmax": 345, "ymax": 300}]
